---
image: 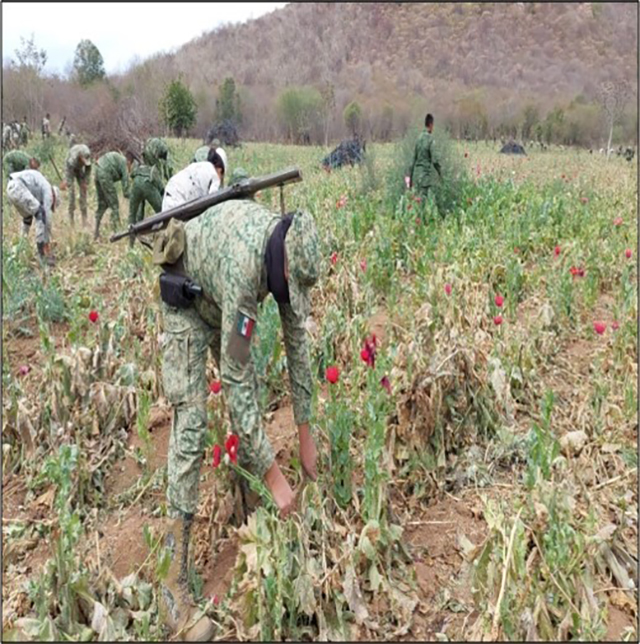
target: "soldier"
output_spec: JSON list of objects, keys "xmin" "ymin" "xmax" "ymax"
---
[
  {"xmin": 64, "ymin": 144, "xmax": 92, "ymax": 226},
  {"xmin": 6, "ymin": 168, "xmax": 60, "ymax": 264},
  {"xmin": 93, "ymin": 150, "xmax": 131, "ymax": 239},
  {"xmin": 409, "ymin": 113, "xmax": 442, "ymax": 205},
  {"xmin": 142, "ymin": 137, "xmax": 174, "ymax": 183},
  {"xmin": 42, "ymin": 113, "xmax": 51, "ymax": 140},
  {"xmin": 161, "ymin": 149, "xmax": 226, "ymax": 210},
  {"xmin": 192, "ymin": 144, "xmax": 210, "ymax": 163},
  {"xmin": 127, "ymin": 152, "xmax": 165, "ymax": 248},
  {"xmin": 3, "ymin": 150, "xmax": 39, "ymax": 176},
  {"xmin": 154, "ymin": 201, "xmax": 320, "ymax": 640},
  {"xmin": 20, "ymin": 117, "xmax": 29, "ymax": 146}
]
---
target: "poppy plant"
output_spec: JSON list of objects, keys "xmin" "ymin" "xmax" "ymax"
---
[
  {"xmin": 18, "ymin": 365, "xmax": 30, "ymax": 376},
  {"xmin": 613, "ymin": 217, "xmax": 623, "ymax": 226},
  {"xmin": 380, "ymin": 375, "xmax": 391, "ymax": 393},
  {"xmin": 554, "ymin": 245, "xmax": 561, "ymax": 257},
  {"xmin": 212, "ymin": 445, "xmax": 222, "ymax": 468},
  {"xmin": 444, "ymin": 283, "xmax": 452, "ymax": 296},
  {"xmin": 331, "ymin": 251, "xmax": 338, "ymax": 265},
  {"xmin": 209, "ymin": 380, "xmax": 222, "ymax": 394},
  {"xmin": 89, "ymin": 310, "xmax": 99, "ymax": 323},
  {"xmin": 612, "ymin": 321, "xmax": 620, "ymax": 331},
  {"xmin": 361, "ymin": 334, "xmax": 377, "ymax": 368},
  {"xmin": 495, "ymin": 294, "xmax": 504, "ymax": 308},
  {"xmin": 570, "ymin": 266, "xmax": 585, "ymax": 278},
  {"xmin": 493, "ymin": 315, "xmax": 503, "ymax": 326},
  {"xmin": 336, "ymin": 195, "xmax": 348, "ymax": 209},
  {"xmin": 360, "ymin": 259, "xmax": 367, "ymax": 272},
  {"xmin": 593, "ymin": 322, "xmax": 606, "ymax": 336},
  {"xmin": 225, "ymin": 434, "xmax": 239, "ymax": 464},
  {"xmin": 325, "ymin": 366, "xmax": 339, "ymax": 384},
  {"xmin": 625, "ymin": 249, "xmax": 632, "ymax": 259}
]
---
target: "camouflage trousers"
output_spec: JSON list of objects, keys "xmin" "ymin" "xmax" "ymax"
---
[
  {"xmin": 95, "ymin": 170, "xmax": 121, "ymax": 232},
  {"xmin": 6, "ymin": 179, "xmax": 52, "ymax": 244},
  {"xmin": 66, "ymin": 166, "xmax": 88, "ymax": 224},
  {"xmin": 161, "ymin": 301, "xmax": 274, "ymax": 516},
  {"xmin": 129, "ymin": 177, "xmax": 162, "ymax": 228}
]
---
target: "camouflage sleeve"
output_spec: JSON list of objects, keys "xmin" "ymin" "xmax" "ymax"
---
[
  {"xmin": 278, "ymin": 302, "xmax": 313, "ymax": 426},
  {"xmin": 431, "ymin": 138, "xmax": 442, "ymax": 177},
  {"xmin": 220, "ymin": 269, "xmax": 275, "ymax": 479}
]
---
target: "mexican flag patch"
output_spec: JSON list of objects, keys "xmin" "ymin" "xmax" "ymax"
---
[{"xmin": 237, "ymin": 313, "xmax": 255, "ymax": 339}]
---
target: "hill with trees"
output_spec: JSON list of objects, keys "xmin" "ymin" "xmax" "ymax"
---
[{"xmin": 2, "ymin": 3, "xmax": 637, "ymax": 147}]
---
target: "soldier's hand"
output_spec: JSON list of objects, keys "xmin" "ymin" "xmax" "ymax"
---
[{"xmin": 298, "ymin": 423, "xmax": 317, "ymax": 481}]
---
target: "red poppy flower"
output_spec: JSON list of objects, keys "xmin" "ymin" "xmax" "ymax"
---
[
  {"xmin": 361, "ymin": 335, "xmax": 377, "ymax": 368},
  {"xmin": 570, "ymin": 266, "xmax": 585, "ymax": 278},
  {"xmin": 225, "ymin": 434, "xmax": 239, "ymax": 464},
  {"xmin": 625, "ymin": 249, "xmax": 632, "ymax": 259},
  {"xmin": 380, "ymin": 375, "xmax": 391, "ymax": 393},
  {"xmin": 18, "ymin": 365, "xmax": 30, "ymax": 376},
  {"xmin": 360, "ymin": 348, "xmax": 370, "ymax": 364},
  {"xmin": 212, "ymin": 445, "xmax": 222, "ymax": 468},
  {"xmin": 89, "ymin": 310, "xmax": 99, "ymax": 323},
  {"xmin": 612, "ymin": 321, "xmax": 620, "ymax": 331},
  {"xmin": 554, "ymin": 245, "xmax": 561, "ymax": 257},
  {"xmin": 580, "ymin": 197, "xmax": 588, "ymax": 204},
  {"xmin": 360, "ymin": 259, "xmax": 367, "ymax": 272},
  {"xmin": 209, "ymin": 380, "xmax": 222, "ymax": 394},
  {"xmin": 495, "ymin": 294, "xmax": 504, "ymax": 308},
  {"xmin": 613, "ymin": 217, "xmax": 623, "ymax": 226},
  {"xmin": 325, "ymin": 366, "xmax": 339, "ymax": 384},
  {"xmin": 493, "ymin": 315, "xmax": 503, "ymax": 326},
  {"xmin": 331, "ymin": 251, "xmax": 338, "ymax": 265},
  {"xmin": 593, "ymin": 322, "xmax": 606, "ymax": 336},
  {"xmin": 336, "ymin": 195, "xmax": 348, "ymax": 209},
  {"xmin": 213, "ymin": 594, "xmax": 220, "ymax": 606},
  {"xmin": 444, "ymin": 283, "xmax": 452, "ymax": 296}
]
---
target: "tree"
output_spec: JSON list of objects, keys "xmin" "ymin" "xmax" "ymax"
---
[
  {"xmin": 521, "ymin": 104, "xmax": 539, "ymax": 141},
  {"xmin": 378, "ymin": 104, "xmax": 394, "ymax": 141},
  {"xmin": 276, "ymin": 86, "xmax": 323, "ymax": 144},
  {"xmin": 160, "ymin": 77, "xmax": 198, "ymax": 137},
  {"xmin": 598, "ymin": 80, "xmax": 630, "ymax": 158},
  {"xmin": 10, "ymin": 35, "xmax": 48, "ymax": 126},
  {"xmin": 320, "ymin": 81, "xmax": 335, "ymax": 146},
  {"xmin": 343, "ymin": 101, "xmax": 363, "ymax": 137},
  {"xmin": 215, "ymin": 77, "xmax": 242, "ymax": 125},
  {"xmin": 73, "ymin": 39, "xmax": 106, "ymax": 86}
]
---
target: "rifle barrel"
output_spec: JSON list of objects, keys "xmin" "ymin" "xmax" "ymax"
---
[{"xmin": 110, "ymin": 166, "xmax": 302, "ymax": 242}]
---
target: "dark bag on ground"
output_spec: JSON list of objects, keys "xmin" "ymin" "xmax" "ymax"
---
[{"xmin": 159, "ymin": 272, "xmax": 202, "ymax": 308}]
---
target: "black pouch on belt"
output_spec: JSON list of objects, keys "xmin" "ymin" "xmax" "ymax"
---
[{"xmin": 159, "ymin": 272, "xmax": 203, "ymax": 308}]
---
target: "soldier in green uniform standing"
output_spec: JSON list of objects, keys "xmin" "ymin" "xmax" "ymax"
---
[
  {"xmin": 93, "ymin": 151, "xmax": 131, "ymax": 239},
  {"xmin": 154, "ymin": 201, "xmax": 320, "ymax": 640},
  {"xmin": 142, "ymin": 137, "xmax": 173, "ymax": 183},
  {"xmin": 3, "ymin": 150, "xmax": 39, "ymax": 176},
  {"xmin": 409, "ymin": 113, "xmax": 442, "ymax": 207},
  {"xmin": 127, "ymin": 153, "xmax": 165, "ymax": 247},
  {"xmin": 64, "ymin": 143, "xmax": 92, "ymax": 226}
]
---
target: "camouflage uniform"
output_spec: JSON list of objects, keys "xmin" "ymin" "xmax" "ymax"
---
[
  {"xmin": 3, "ymin": 150, "xmax": 31, "ymax": 176},
  {"xmin": 6, "ymin": 169, "xmax": 54, "ymax": 244},
  {"xmin": 94, "ymin": 152, "xmax": 130, "ymax": 236},
  {"xmin": 193, "ymin": 145, "xmax": 210, "ymax": 163},
  {"xmin": 161, "ymin": 201, "xmax": 319, "ymax": 516},
  {"xmin": 42, "ymin": 116, "xmax": 50, "ymax": 140},
  {"xmin": 20, "ymin": 121, "xmax": 29, "ymax": 145},
  {"xmin": 65, "ymin": 144, "xmax": 92, "ymax": 224},
  {"xmin": 410, "ymin": 130, "xmax": 441, "ymax": 197},
  {"xmin": 142, "ymin": 138, "xmax": 173, "ymax": 183},
  {"xmin": 129, "ymin": 161, "xmax": 164, "ymax": 235}
]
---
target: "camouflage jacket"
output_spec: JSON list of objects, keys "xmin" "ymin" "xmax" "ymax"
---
[
  {"xmin": 9, "ymin": 169, "xmax": 54, "ymax": 218},
  {"xmin": 3, "ymin": 150, "xmax": 31, "ymax": 172},
  {"xmin": 410, "ymin": 130, "xmax": 442, "ymax": 190},
  {"xmin": 193, "ymin": 146, "xmax": 210, "ymax": 163},
  {"xmin": 183, "ymin": 199, "xmax": 313, "ymax": 432},
  {"xmin": 142, "ymin": 138, "xmax": 173, "ymax": 182},
  {"xmin": 96, "ymin": 152, "xmax": 130, "ymax": 197},
  {"xmin": 131, "ymin": 161, "xmax": 165, "ymax": 194}
]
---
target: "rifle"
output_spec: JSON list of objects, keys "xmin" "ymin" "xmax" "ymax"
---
[{"xmin": 110, "ymin": 166, "xmax": 302, "ymax": 243}]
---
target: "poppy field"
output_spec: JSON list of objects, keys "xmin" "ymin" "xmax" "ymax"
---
[{"xmin": 2, "ymin": 137, "xmax": 637, "ymax": 641}]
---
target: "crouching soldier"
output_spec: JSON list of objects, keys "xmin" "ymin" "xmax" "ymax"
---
[{"xmin": 7, "ymin": 168, "xmax": 60, "ymax": 265}]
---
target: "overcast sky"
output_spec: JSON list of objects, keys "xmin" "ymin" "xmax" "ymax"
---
[{"xmin": 2, "ymin": 2, "xmax": 287, "ymax": 75}]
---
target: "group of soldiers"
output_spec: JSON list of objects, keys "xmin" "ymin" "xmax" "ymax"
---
[{"xmin": 2, "ymin": 118, "xmax": 30, "ymax": 150}]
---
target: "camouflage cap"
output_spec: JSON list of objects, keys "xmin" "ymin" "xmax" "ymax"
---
[
  {"xmin": 229, "ymin": 167, "xmax": 249, "ymax": 186},
  {"xmin": 152, "ymin": 218, "xmax": 185, "ymax": 265},
  {"xmin": 285, "ymin": 210, "xmax": 320, "ymax": 319}
]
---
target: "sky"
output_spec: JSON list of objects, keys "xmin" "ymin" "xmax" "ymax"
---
[{"xmin": 2, "ymin": 2, "xmax": 287, "ymax": 75}]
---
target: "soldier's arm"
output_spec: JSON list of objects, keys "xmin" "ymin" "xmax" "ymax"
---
[
  {"xmin": 409, "ymin": 139, "xmax": 419, "ymax": 188},
  {"xmin": 120, "ymin": 157, "xmax": 130, "ymax": 198},
  {"xmin": 220, "ymin": 273, "xmax": 275, "ymax": 479},
  {"xmin": 431, "ymin": 139, "xmax": 442, "ymax": 178},
  {"xmin": 278, "ymin": 302, "xmax": 312, "ymax": 427}
]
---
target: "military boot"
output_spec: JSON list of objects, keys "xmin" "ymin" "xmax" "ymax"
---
[{"xmin": 160, "ymin": 513, "xmax": 215, "ymax": 642}]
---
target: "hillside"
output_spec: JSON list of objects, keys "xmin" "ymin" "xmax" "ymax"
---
[{"xmin": 119, "ymin": 2, "xmax": 637, "ymax": 140}]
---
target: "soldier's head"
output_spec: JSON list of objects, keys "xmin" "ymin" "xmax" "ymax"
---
[
  {"xmin": 425, "ymin": 113, "xmax": 434, "ymax": 133},
  {"xmin": 29, "ymin": 157, "xmax": 40, "ymax": 170},
  {"xmin": 207, "ymin": 149, "xmax": 226, "ymax": 185},
  {"xmin": 284, "ymin": 211, "xmax": 320, "ymax": 319}
]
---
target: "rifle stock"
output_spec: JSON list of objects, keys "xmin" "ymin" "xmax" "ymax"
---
[{"xmin": 110, "ymin": 166, "xmax": 302, "ymax": 242}]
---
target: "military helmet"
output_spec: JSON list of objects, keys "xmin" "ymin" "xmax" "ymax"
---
[
  {"xmin": 229, "ymin": 167, "xmax": 249, "ymax": 185},
  {"xmin": 284, "ymin": 210, "xmax": 320, "ymax": 319}
]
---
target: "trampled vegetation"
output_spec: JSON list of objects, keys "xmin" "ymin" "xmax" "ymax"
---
[{"xmin": 2, "ymin": 138, "xmax": 637, "ymax": 641}]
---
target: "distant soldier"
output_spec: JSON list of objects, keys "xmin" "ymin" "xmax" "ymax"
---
[
  {"xmin": 20, "ymin": 117, "xmax": 29, "ymax": 145},
  {"xmin": 2, "ymin": 123, "xmax": 12, "ymax": 149},
  {"xmin": 93, "ymin": 151, "xmax": 131, "ymax": 239},
  {"xmin": 127, "ymin": 153, "xmax": 165, "ymax": 248},
  {"xmin": 162, "ymin": 149, "xmax": 226, "ymax": 210},
  {"xmin": 64, "ymin": 143, "xmax": 92, "ymax": 226},
  {"xmin": 42, "ymin": 113, "xmax": 51, "ymax": 140},
  {"xmin": 192, "ymin": 144, "xmax": 211, "ymax": 163},
  {"xmin": 409, "ymin": 112, "xmax": 442, "ymax": 205},
  {"xmin": 3, "ymin": 150, "xmax": 39, "ymax": 177},
  {"xmin": 6, "ymin": 168, "xmax": 60, "ymax": 264},
  {"xmin": 142, "ymin": 137, "xmax": 174, "ymax": 183}
]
